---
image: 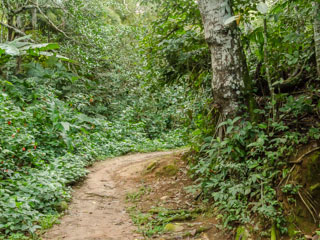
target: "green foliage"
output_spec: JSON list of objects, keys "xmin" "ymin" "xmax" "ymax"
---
[
  {"xmin": 141, "ymin": 0, "xmax": 211, "ymax": 87},
  {"xmin": 126, "ymin": 186, "xmax": 151, "ymax": 203},
  {"xmin": 0, "ymin": 31, "xmax": 187, "ymax": 237},
  {"xmin": 190, "ymin": 93, "xmax": 320, "ymax": 233},
  {"xmin": 39, "ymin": 214, "xmax": 60, "ymax": 231},
  {"xmin": 0, "ymin": 36, "xmax": 61, "ymax": 57},
  {"xmin": 240, "ymin": 0, "xmax": 315, "ymax": 94},
  {"xmin": 141, "ymin": 0, "xmax": 320, "ymax": 235},
  {"xmin": 0, "ymin": 233, "xmax": 32, "ymax": 240},
  {"xmin": 126, "ymin": 186, "xmax": 202, "ymax": 237},
  {"xmin": 281, "ymin": 184, "xmax": 301, "ymax": 195},
  {"xmin": 128, "ymin": 206, "xmax": 199, "ymax": 237},
  {"xmin": 0, "ymin": 0, "xmax": 318, "ymax": 238}
]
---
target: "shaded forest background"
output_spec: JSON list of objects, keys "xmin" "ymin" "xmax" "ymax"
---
[{"xmin": 0, "ymin": 0, "xmax": 319, "ymax": 239}]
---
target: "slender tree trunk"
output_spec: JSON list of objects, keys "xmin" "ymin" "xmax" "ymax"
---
[
  {"xmin": 16, "ymin": 15, "xmax": 22, "ymax": 29},
  {"xmin": 198, "ymin": 0, "xmax": 249, "ymax": 119},
  {"xmin": 32, "ymin": 8, "xmax": 37, "ymax": 30},
  {"xmin": 0, "ymin": 12, "xmax": 4, "ymax": 43},
  {"xmin": 313, "ymin": 1, "xmax": 320, "ymax": 78},
  {"xmin": 263, "ymin": 11, "xmax": 275, "ymax": 121},
  {"xmin": 7, "ymin": 15, "xmax": 14, "ymax": 40},
  {"xmin": 16, "ymin": 14, "xmax": 22, "ymax": 74}
]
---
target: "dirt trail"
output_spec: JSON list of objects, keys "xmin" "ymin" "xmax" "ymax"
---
[{"xmin": 43, "ymin": 151, "xmax": 179, "ymax": 240}]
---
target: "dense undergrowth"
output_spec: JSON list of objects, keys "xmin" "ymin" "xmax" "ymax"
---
[
  {"xmin": 146, "ymin": 0, "xmax": 320, "ymax": 238},
  {"xmin": 0, "ymin": 37, "xmax": 186, "ymax": 240},
  {"xmin": 1, "ymin": 0, "xmax": 320, "ymax": 239},
  {"xmin": 0, "ymin": 0, "xmax": 195, "ymax": 238},
  {"xmin": 190, "ymin": 94, "xmax": 320, "ymax": 234}
]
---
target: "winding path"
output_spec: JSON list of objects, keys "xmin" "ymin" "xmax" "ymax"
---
[{"xmin": 43, "ymin": 151, "xmax": 178, "ymax": 240}]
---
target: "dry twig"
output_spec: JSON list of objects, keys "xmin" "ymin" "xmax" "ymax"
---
[
  {"xmin": 298, "ymin": 190, "xmax": 317, "ymax": 223},
  {"xmin": 289, "ymin": 147, "xmax": 320, "ymax": 164},
  {"xmin": 0, "ymin": 21, "xmax": 35, "ymax": 42}
]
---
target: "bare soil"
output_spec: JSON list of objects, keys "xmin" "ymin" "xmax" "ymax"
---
[
  {"xmin": 125, "ymin": 151, "xmax": 231, "ymax": 240},
  {"xmin": 42, "ymin": 150, "xmax": 228, "ymax": 240}
]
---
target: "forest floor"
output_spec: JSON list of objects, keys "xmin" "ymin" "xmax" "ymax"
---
[{"xmin": 42, "ymin": 150, "xmax": 230, "ymax": 240}]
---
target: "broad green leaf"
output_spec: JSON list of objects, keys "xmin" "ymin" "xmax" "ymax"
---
[
  {"xmin": 0, "ymin": 44, "xmax": 20, "ymax": 56},
  {"xmin": 258, "ymin": 123, "xmax": 267, "ymax": 129},
  {"xmin": 20, "ymin": 43, "xmax": 60, "ymax": 51},
  {"xmin": 11, "ymin": 35, "xmax": 32, "ymax": 43},
  {"xmin": 249, "ymin": 163, "xmax": 259, "ymax": 169},
  {"xmin": 245, "ymin": 187, "xmax": 251, "ymax": 195},
  {"xmin": 0, "ymin": 80, "xmax": 13, "ymax": 86},
  {"xmin": 77, "ymin": 114, "xmax": 94, "ymax": 123},
  {"xmin": 257, "ymin": 2, "xmax": 268, "ymax": 14},
  {"xmin": 60, "ymin": 122, "xmax": 70, "ymax": 132},
  {"xmin": 38, "ymin": 51, "xmax": 71, "ymax": 61},
  {"xmin": 217, "ymin": 121, "xmax": 228, "ymax": 128}
]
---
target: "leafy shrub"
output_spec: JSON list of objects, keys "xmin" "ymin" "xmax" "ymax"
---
[{"xmin": 191, "ymin": 95, "xmax": 320, "ymax": 232}]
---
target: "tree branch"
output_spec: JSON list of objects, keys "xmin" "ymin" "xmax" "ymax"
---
[
  {"xmin": 274, "ymin": 58, "xmax": 308, "ymax": 90},
  {"xmin": 13, "ymin": 4, "xmax": 62, "ymax": 14},
  {"xmin": 13, "ymin": 5, "xmax": 36, "ymax": 14},
  {"xmin": 158, "ymin": 26, "xmax": 179, "ymax": 44},
  {"xmin": 35, "ymin": 4, "xmax": 71, "ymax": 40},
  {"xmin": 0, "ymin": 21, "xmax": 35, "ymax": 42},
  {"xmin": 289, "ymin": 147, "xmax": 320, "ymax": 164}
]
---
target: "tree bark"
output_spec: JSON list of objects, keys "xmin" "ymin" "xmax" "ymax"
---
[
  {"xmin": 16, "ymin": 15, "xmax": 22, "ymax": 29},
  {"xmin": 7, "ymin": 15, "xmax": 14, "ymax": 41},
  {"xmin": 263, "ymin": 10, "xmax": 275, "ymax": 120},
  {"xmin": 313, "ymin": 1, "xmax": 320, "ymax": 78},
  {"xmin": 32, "ymin": 8, "xmax": 37, "ymax": 29},
  {"xmin": 198, "ymin": 0, "xmax": 247, "ymax": 118},
  {"xmin": 0, "ymin": 21, "xmax": 29, "ymax": 38}
]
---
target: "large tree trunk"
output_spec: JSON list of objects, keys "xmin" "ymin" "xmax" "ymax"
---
[
  {"xmin": 198, "ymin": 0, "xmax": 248, "ymax": 118},
  {"xmin": 313, "ymin": 1, "xmax": 320, "ymax": 78}
]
